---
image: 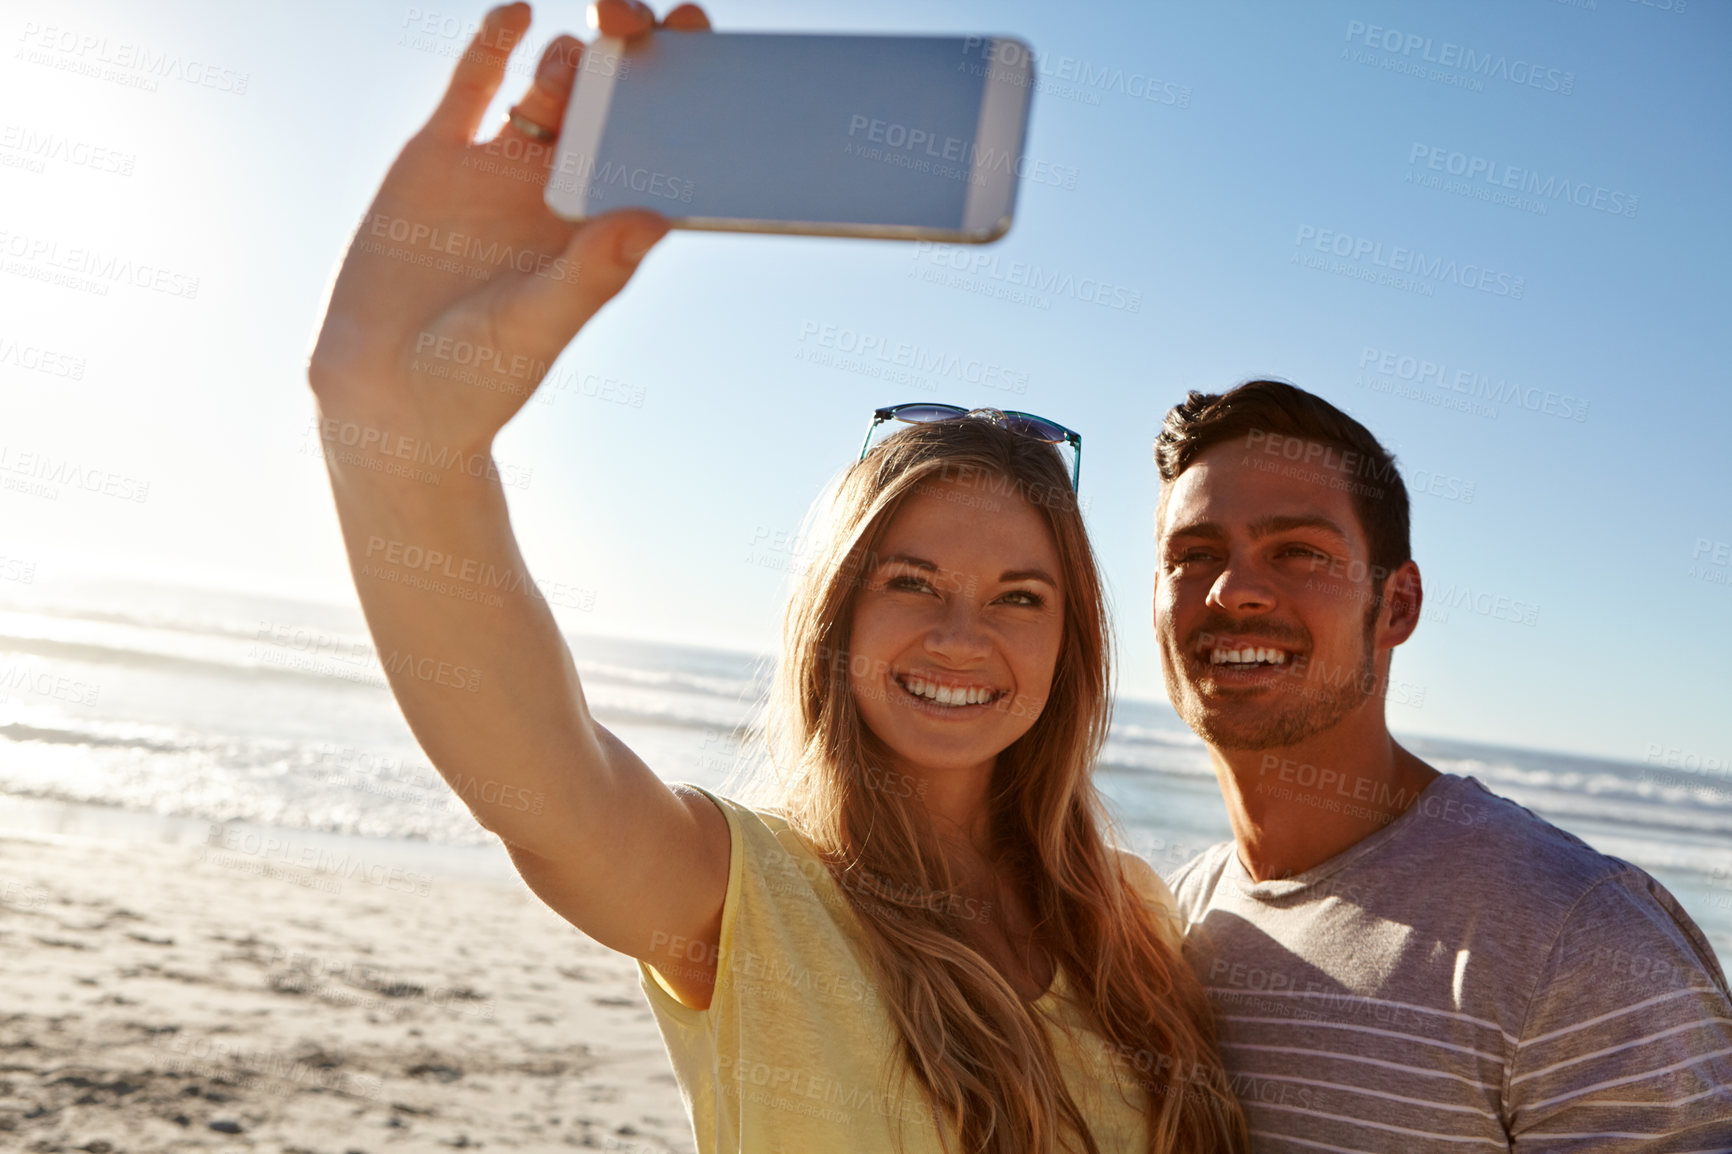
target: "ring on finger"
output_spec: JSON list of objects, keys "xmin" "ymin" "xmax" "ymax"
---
[{"xmin": 507, "ymin": 106, "xmax": 558, "ymax": 142}]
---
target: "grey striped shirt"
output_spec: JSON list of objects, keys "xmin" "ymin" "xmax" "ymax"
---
[{"xmin": 1170, "ymin": 773, "xmax": 1732, "ymax": 1152}]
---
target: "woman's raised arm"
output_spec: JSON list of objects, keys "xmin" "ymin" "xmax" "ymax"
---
[{"xmin": 305, "ymin": 1, "xmax": 727, "ymax": 1005}]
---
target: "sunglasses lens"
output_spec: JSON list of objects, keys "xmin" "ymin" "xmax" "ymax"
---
[
  {"xmin": 890, "ymin": 404, "xmax": 969, "ymax": 423},
  {"xmin": 863, "ymin": 402, "xmax": 1079, "ymax": 488},
  {"xmin": 1000, "ymin": 414, "xmax": 1070, "ymax": 443}
]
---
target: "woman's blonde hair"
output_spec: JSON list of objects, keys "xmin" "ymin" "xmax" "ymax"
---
[{"xmin": 758, "ymin": 417, "xmax": 1248, "ymax": 1153}]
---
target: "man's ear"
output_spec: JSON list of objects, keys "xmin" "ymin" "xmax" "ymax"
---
[{"xmin": 1377, "ymin": 560, "xmax": 1424, "ymax": 649}]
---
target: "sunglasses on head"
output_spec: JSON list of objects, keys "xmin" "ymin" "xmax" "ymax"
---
[{"xmin": 859, "ymin": 403, "xmax": 1083, "ymax": 489}]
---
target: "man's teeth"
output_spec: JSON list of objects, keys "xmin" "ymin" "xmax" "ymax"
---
[
  {"xmin": 1208, "ymin": 647, "xmax": 1289, "ymax": 666},
  {"xmin": 901, "ymin": 676, "xmax": 995, "ymax": 706}
]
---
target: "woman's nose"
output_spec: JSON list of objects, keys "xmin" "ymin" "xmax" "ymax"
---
[{"xmin": 924, "ymin": 598, "xmax": 992, "ymax": 663}]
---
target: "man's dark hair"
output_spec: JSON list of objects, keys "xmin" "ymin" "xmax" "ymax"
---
[{"xmin": 1155, "ymin": 379, "xmax": 1412, "ymax": 581}]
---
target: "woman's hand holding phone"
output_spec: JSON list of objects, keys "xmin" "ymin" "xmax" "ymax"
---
[
  {"xmin": 308, "ymin": 0, "xmax": 707, "ymax": 444},
  {"xmin": 302, "ymin": 0, "xmax": 731, "ymax": 1011}
]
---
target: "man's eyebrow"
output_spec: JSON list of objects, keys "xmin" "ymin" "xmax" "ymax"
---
[
  {"xmin": 1163, "ymin": 515, "xmax": 1350, "ymax": 542},
  {"xmin": 1163, "ymin": 520, "xmax": 1225, "ymax": 541},
  {"xmin": 1248, "ymin": 514, "xmax": 1351, "ymax": 542}
]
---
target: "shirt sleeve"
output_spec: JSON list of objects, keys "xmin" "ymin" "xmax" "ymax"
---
[
  {"xmin": 1506, "ymin": 870, "xmax": 1732, "ymax": 1153},
  {"xmin": 636, "ymin": 785, "xmax": 745, "ymax": 1019}
]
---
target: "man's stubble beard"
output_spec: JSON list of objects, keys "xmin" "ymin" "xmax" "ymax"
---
[{"xmin": 1161, "ymin": 617, "xmax": 1379, "ymax": 752}]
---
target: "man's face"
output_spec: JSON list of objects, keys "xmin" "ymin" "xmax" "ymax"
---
[{"xmin": 1154, "ymin": 440, "xmax": 1392, "ymax": 751}]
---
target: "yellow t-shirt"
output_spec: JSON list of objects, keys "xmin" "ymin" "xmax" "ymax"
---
[{"xmin": 639, "ymin": 788, "xmax": 1185, "ymax": 1154}]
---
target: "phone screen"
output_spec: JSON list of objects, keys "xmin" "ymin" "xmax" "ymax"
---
[{"xmin": 549, "ymin": 34, "xmax": 1031, "ymax": 240}]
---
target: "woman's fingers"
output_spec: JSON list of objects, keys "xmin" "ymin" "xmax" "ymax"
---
[
  {"xmin": 435, "ymin": 1, "xmax": 707, "ymax": 148},
  {"xmin": 505, "ymin": 2, "xmax": 707, "ymax": 144},
  {"xmin": 661, "ymin": 4, "xmax": 712, "ymax": 30},
  {"xmin": 590, "ymin": 0, "xmax": 656, "ymax": 39},
  {"xmin": 505, "ymin": 210, "xmax": 669, "ymax": 350},
  {"xmin": 427, "ymin": 2, "xmax": 534, "ymax": 143},
  {"xmin": 501, "ymin": 34, "xmax": 585, "ymax": 144}
]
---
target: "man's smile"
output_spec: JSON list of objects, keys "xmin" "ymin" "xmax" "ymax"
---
[{"xmin": 1206, "ymin": 644, "xmax": 1292, "ymax": 667}]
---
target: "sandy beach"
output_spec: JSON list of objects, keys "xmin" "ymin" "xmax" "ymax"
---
[
  {"xmin": 0, "ymin": 602, "xmax": 1725, "ymax": 1154},
  {"xmin": 0, "ymin": 824, "xmax": 694, "ymax": 1153}
]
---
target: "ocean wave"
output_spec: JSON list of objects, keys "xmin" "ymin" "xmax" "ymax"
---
[
  {"xmin": 0, "ymin": 710, "xmax": 489, "ymax": 845},
  {"xmin": 0, "ymin": 607, "xmax": 769, "ymax": 705},
  {"xmin": 573, "ymin": 657, "xmax": 768, "ymax": 702},
  {"xmin": 1095, "ymin": 747, "xmax": 1214, "ymax": 780},
  {"xmin": 2, "ymin": 600, "xmax": 1726, "ymax": 890},
  {"xmin": 1104, "ymin": 722, "xmax": 1204, "ymax": 746},
  {"xmin": 0, "ymin": 609, "xmax": 385, "ymax": 689}
]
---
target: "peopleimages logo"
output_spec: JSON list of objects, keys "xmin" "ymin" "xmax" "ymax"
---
[
  {"xmin": 910, "ymin": 244, "xmax": 1143, "ymax": 313},
  {"xmin": 0, "ymin": 125, "xmax": 136, "ymax": 176},
  {"xmin": 843, "ymin": 115, "xmax": 1079, "ymax": 191},
  {"xmin": 16, "ymin": 21, "xmax": 250, "ymax": 94},
  {"xmin": 959, "ymin": 37, "xmax": 1192, "ymax": 109},
  {"xmin": 1293, "ymin": 226, "xmax": 1525, "ymax": 299},
  {"xmin": 1688, "ymin": 538, "xmax": 1730, "ymax": 589},
  {"xmin": 797, "ymin": 321, "xmax": 1030, "ymax": 394},
  {"xmin": 1407, "ymin": 145, "xmax": 1638, "ymax": 219},
  {"xmin": 0, "ymin": 229, "xmax": 200, "ymax": 299},
  {"xmin": 1342, "ymin": 21, "xmax": 1575, "ymax": 96},
  {"xmin": 0, "ymin": 334, "xmax": 86, "ymax": 381},
  {"xmin": 1357, "ymin": 347, "xmax": 1589, "ymax": 423},
  {"xmin": 0, "ymin": 443, "xmax": 149, "ymax": 502}
]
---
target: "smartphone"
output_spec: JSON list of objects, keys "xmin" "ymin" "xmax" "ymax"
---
[{"xmin": 545, "ymin": 32, "xmax": 1035, "ymax": 243}]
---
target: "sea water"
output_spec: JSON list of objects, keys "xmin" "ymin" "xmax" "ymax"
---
[{"xmin": 1, "ymin": 579, "xmax": 1726, "ymax": 968}]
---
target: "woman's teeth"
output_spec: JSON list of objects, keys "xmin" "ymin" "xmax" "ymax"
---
[
  {"xmin": 1209, "ymin": 647, "xmax": 1289, "ymax": 666},
  {"xmin": 900, "ymin": 676, "xmax": 996, "ymax": 706}
]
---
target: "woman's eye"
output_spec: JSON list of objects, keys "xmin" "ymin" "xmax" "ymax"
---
[
  {"xmin": 997, "ymin": 589, "xmax": 1044, "ymax": 608},
  {"xmin": 886, "ymin": 574, "xmax": 932, "ymax": 593}
]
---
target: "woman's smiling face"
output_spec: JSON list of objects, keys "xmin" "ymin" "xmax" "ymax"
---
[{"xmin": 846, "ymin": 476, "xmax": 1066, "ymax": 782}]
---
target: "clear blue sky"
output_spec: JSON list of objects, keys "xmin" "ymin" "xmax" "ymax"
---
[{"xmin": 2, "ymin": 0, "xmax": 1728, "ymax": 765}]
